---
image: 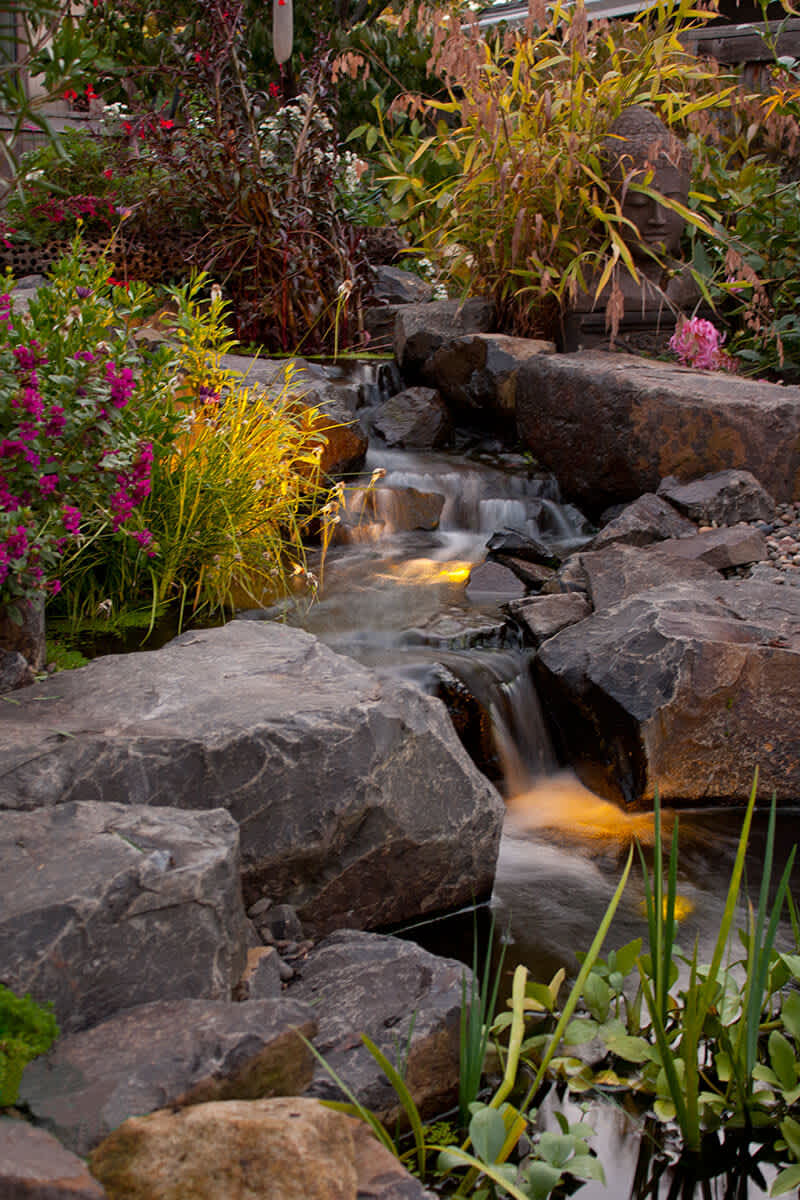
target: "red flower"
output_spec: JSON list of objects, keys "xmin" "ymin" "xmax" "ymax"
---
[
  {"xmin": 103, "ymin": 168, "xmax": 113, "ymax": 179},
  {"xmin": 63, "ymin": 88, "xmax": 78, "ymax": 102},
  {"xmin": 159, "ymin": 118, "xmax": 174, "ymax": 130},
  {"xmin": 269, "ymin": 82, "xmax": 281, "ymax": 97},
  {"xmin": 86, "ymin": 84, "xmax": 99, "ymax": 100}
]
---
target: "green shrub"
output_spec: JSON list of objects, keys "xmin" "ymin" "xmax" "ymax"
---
[
  {"xmin": 47, "ymin": 262, "xmax": 339, "ymax": 634},
  {"xmin": 0, "ymin": 985, "xmax": 59, "ymax": 1107}
]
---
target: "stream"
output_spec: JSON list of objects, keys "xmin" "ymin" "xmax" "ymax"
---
[{"xmin": 273, "ymin": 368, "xmax": 800, "ymax": 1198}]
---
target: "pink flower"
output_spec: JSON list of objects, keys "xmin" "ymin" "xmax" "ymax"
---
[
  {"xmin": 38, "ymin": 473, "xmax": 58, "ymax": 496},
  {"xmin": 22, "ymin": 387, "xmax": 44, "ymax": 419},
  {"xmin": 669, "ymin": 317, "xmax": 738, "ymax": 373},
  {"xmin": 133, "ymin": 528, "xmax": 153, "ymax": 549},
  {"xmin": 6, "ymin": 526, "xmax": 29, "ymax": 559},
  {"xmin": 104, "ymin": 361, "xmax": 136, "ymax": 408},
  {"xmin": 48, "ymin": 578, "xmax": 62, "ymax": 594},
  {"xmin": 45, "ymin": 405, "xmax": 66, "ymax": 436},
  {"xmin": 110, "ymin": 486, "xmax": 134, "ymax": 529},
  {"xmin": 62, "ymin": 505, "xmax": 81, "ymax": 535}
]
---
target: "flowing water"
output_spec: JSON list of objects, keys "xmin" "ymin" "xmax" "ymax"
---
[{"xmin": 276, "ymin": 368, "xmax": 800, "ymax": 1197}]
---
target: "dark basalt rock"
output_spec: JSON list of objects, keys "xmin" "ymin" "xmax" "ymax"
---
[
  {"xmin": 516, "ymin": 350, "xmax": 800, "ymax": 509},
  {"xmin": 20, "ymin": 998, "xmax": 316, "ymax": 1156},
  {"xmin": 536, "ymin": 579, "xmax": 800, "ymax": 806},
  {"xmin": 288, "ymin": 930, "xmax": 468, "ymax": 1123},
  {"xmin": 0, "ymin": 622, "xmax": 504, "ymax": 939},
  {"xmin": 590, "ymin": 492, "xmax": 697, "ymax": 550},
  {"xmin": 1, "ymin": 802, "xmax": 248, "ymax": 1034},
  {"xmin": 658, "ymin": 469, "xmax": 777, "ymax": 526}
]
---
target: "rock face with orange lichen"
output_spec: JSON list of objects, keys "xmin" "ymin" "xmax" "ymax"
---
[
  {"xmin": 516, "ymin": 351, "xmax": 800, "ymax": 511},
  {"xmin": 89, "ymin": 1097, "xmax": 429, "ymax": 1200}
]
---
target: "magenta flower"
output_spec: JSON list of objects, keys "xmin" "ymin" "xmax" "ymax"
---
[
  {"xmin": 669, "ymin": 317, "xmax": 738, "ymax": 373},
  {"xmin": 133, "ymin": 528, "xmax": 153, "ymax": 549},
  {"xmin": 45, "ymin": 405, "xmax": 66, "ymax": 437},
  {"xmin": 22, "ymin": 387, "xmax": 44, "ymax": 420},
  {"xmin": 104, "ymin": 361, "xmax": 136, "ymax": 409},
  {"xmin": 6, "ymin": 526, "xmax": 29, "ymax": 559},
  {"xmin": 38, "ymin": 473, "xmax": 58, "ymax": 496},
  {"xmin": 62, "ymin": 505, "xmax": 81, "ymax": 535}
]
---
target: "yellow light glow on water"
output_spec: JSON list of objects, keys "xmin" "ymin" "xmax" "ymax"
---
[
  {"xmin": 439, "ymin": 564, "xmax": 471, "ymax": 583},
  {"xmin": 506, "ymin": 773, "xmax": 657, "ymax": 846},
  {"xmin": 637, "ymin": 894, "xmax": 694, "ymax": 922},
  {"xmin": 380, "ymin": 559, "xmax": 472, "ymax": 585}
]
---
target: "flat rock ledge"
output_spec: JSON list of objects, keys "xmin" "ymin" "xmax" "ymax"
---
[
  {"xmin": 516, "ymin": 351, "xmax": 800, "ymax": 509},
  {"xmin": 0, "ymin": 620, "xmax": 504, "ymax": 936},
  {"xmin": 1, "ymin": 802, "xmax": 247, "ymax": 1033}
]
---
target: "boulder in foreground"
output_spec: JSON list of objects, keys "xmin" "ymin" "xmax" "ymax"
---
[
  {"xmin": 89, "ymin": 1097, "xmax": 429, "ymax": 1200},
  {"xmin": 0, "ymin": 621, "xmax": 504, "ymax": 936},
  {"xmin": 1, "ymin": 802, "xmax": 247, "ymax": 1033}
]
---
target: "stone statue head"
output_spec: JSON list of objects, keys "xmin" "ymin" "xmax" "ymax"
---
[{"xmin": 601, "ymin": 106, "xmax": 691, "ymax": 262}]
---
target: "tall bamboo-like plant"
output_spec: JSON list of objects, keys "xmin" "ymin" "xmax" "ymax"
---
[{"xmin": 362, "ymin": 0, "xmax": 733, "ymax": 339}]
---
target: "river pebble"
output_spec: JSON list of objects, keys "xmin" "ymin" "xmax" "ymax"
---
[{"xmin": 729, "ymin": 501, "xmax": 800, "ymax": 587}]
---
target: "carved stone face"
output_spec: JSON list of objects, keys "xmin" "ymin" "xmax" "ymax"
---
[
  {"xmin": 602, "ymin": 106, "xmax": 692, "ymax": 264},
  {"xmin": 619, "ymin": 161, "xmax": 689, "ymax": 260}
]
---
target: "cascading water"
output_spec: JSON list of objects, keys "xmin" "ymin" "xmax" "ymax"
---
[{"xmin": 280, "ymin": 361, "xmax": 799, "ymax": 1199}]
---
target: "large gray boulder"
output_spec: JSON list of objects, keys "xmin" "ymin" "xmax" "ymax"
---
[
  {"xmin": 1, "ymin": 803, "xmax": 248, "ymax": 1033},
  {"xmin": 286, "ymin": 930, "xmax": 466, "ymax": 1122},
  {"xmin": 536, "ymin": 579, "xmax": 800, "ymax": 806},
  {"xmin": 516, "ymin": 351, "xmax": 800, "ymax": 508},
  {"xmin": 0, "ymin": 621, "xmax": 503, "ymax": 936},
  {"xmin": 21, "ymin": 998, "xmax": 316, "ymax": 1156}
]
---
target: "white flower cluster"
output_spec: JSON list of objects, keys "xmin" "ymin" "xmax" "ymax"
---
[
  {"xmin": 412, "ymin": 256, "xmax": 449, "ymax": 300},
  {"xmin": 99, "ymin": 101, "xmax": 132, "ymax": 134},
  {"xmin": 256, "ymin": 94, "xmax": 338, "ymax": 178}
]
